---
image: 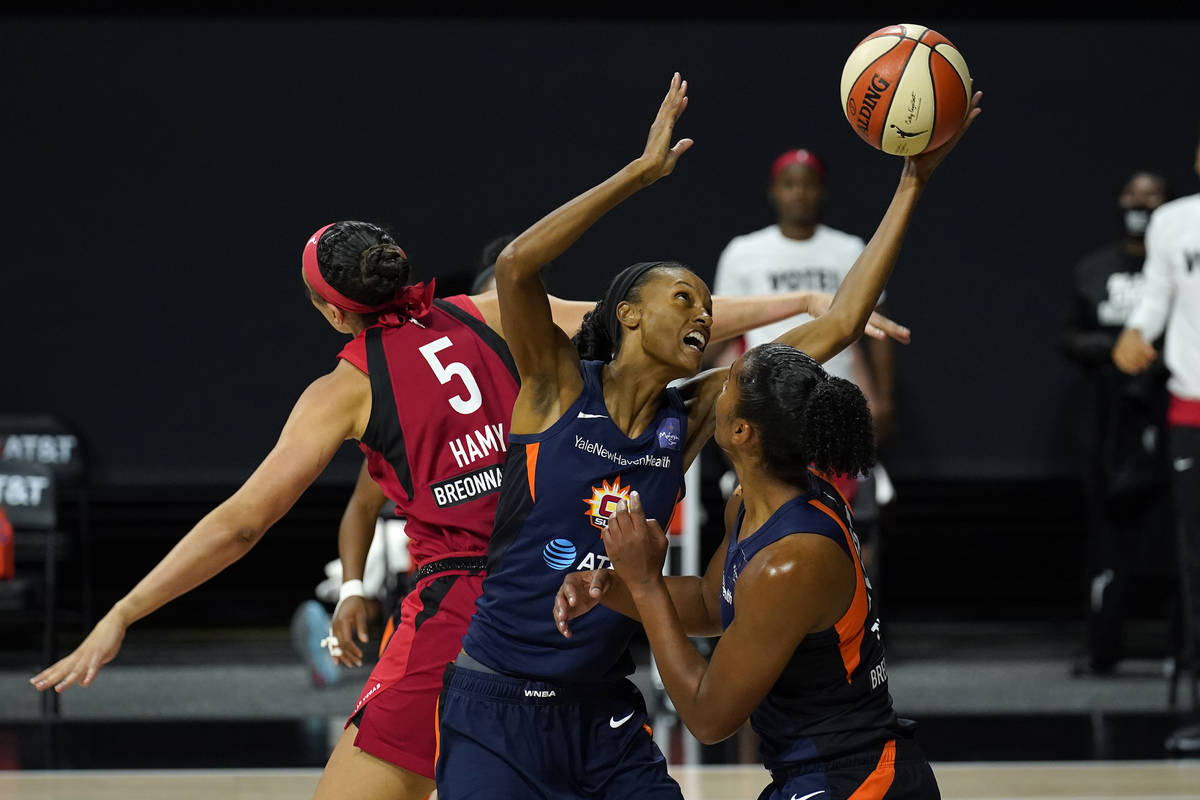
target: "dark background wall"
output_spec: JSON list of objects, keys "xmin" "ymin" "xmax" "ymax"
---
[{"xmin": 3, "ymin": 10, "xmax": 1196, "ymax": 631}]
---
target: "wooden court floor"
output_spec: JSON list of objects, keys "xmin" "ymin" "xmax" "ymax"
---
[{"xmin": 2, "ymin": 761, "xmax": 1198, "ymax": 799}]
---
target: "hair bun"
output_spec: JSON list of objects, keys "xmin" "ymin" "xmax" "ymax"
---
[{"xmin": 359, "ymin": 243, "xmax": 410, "ymax": 295}]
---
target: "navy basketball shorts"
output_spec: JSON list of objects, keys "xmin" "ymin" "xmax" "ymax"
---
[
  {"xmin": 435, "ymin": 661, "xmax": 683, "ymax": 800},
  {"xmin": 757, "ymin": 738, "xmax": 940, "ymax": 800}
]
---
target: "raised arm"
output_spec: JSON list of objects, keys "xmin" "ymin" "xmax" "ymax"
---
[
  {"xmin": 493, "ymin": 72, "xmax": 694, "ymax": 434},
  {"xmin": 676, "ymin": 91, "xmax": 981, "ymax": 462},
  {"xmin": 473, "ymin": 283, "xmax": 910, "ymax": 350},
  {"xmin": 30, "ymin": 363, "xmax": 371, "ymax": 693},
  {"xmin": 779, "ymin": 90, "xmax": 981, "ymax": 363}
]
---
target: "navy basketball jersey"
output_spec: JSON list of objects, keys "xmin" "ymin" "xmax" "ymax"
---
[
  {"xmin": 720, "ymin": 470, "xmax": 901, "ymax": 769},
  {"xmin": 461, "ymin": 359, "xmax": 687, "ymax": 683}
]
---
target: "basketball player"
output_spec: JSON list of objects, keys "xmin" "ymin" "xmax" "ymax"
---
[
  {"xmin": 30, "ymin": 216, "xmax": 900, "ymax": 800},
  {"xmin": 435, "ymin": 73, "xmax": 979, "ymax": 799},
  {"xmin": 562, "ymin": 347, "xmax": 941, "ymax": 799}
]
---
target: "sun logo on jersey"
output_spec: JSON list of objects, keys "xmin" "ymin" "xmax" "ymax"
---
[{"xmin": 582, "ymin": 475, "xmax": 631, "ymax": 530}]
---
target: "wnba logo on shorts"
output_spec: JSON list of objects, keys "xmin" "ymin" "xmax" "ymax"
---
[{"xmin": 542, "ymin": 538, "xmax": 577, "ymax": 570}]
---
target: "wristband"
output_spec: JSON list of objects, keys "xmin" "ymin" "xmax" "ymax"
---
[{"xmin": 339, "ymin": 579, "xmax": 366, "ymax": 604}]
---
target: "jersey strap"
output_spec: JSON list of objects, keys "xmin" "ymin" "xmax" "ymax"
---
[
  {"xmin": 433, "ymin": 298, "xmax": 520, "ymax": 385},
  {"xmin": 363, "ymin": 326, "xmax": 414, "ymax": 499}
]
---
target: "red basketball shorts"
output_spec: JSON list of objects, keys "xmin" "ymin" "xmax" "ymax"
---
[{"xmin": 346, "ymin": 570, "xmax": 485, "ymax": 779}]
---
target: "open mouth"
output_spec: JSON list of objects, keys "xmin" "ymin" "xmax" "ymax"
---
[{"xmin": 683, "ymin": 331, "xmax": 708, "ymax": 354}]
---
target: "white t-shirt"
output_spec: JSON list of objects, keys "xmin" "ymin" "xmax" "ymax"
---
[
  {"xmin": 1125, "ymin": 193, "xmax": 1200, "ymax": 400},
  {"xmin": 713, "ymin": 223, "xmax": 872, "ymax": 382}
]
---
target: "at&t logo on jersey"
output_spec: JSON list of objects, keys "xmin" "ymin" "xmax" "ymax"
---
[
  {"xmin": 582, "ymin": 475, "xmax": 632, "ymax": 530},
  {"xmin": 542, "ymin": 538, "xmax": 577, "ymax": 570},
  {"xmin": 541, "ymin": 537, "xmax": 614, "ymax": 572}
]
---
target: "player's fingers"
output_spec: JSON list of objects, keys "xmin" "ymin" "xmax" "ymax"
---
[
  {"xmin": 30, "ymin": 664, "xmax": 63, "ymax": 691},
  {"xmin": 55, "ymin": 668, "xmax": 82, "ymax": 693},
  {"xmin": 30, "ymin": 660, "xmax": 63, "ymax": 689},
  {"xmin": 343, "ymin": 640, "xmax": 363, "ymax": 668},
  {"xmin": 645, "ymin": 518, "xmax": 666, "ymax": 539},
  {"xmin": 80, "ymin": 656, "xmax": 102, "ymax": 687},
  {"xmin": 588, "ymin": 568, "xmax": 611, "ymax": 597},
  {"xmin": 867, "ymin": 313, "xmax": 911, "ymax": 344},
  {"xmin": 607, "ymin": 507, "xmax": 629, "ymax": 537},
  {"xmin": 628, "ymin": 490, "xmax": 647, "ymax": 524},
  {"xmin": 553, "ymin": 596, "xmax": 572, "ymax": 637},
  {"xmin": 355, "ymin": 611, "xmax": 369, "ymax": 644}
]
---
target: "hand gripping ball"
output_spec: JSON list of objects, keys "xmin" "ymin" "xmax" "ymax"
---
[{"xmin": 840, "ymin": 23, "xmax": 971, "ymax": 156}]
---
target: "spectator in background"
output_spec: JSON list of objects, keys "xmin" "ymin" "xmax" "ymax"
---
[
  {"xmin": 1063, "ymin": 170, "xmax": 1172, "ymax": 678},
  {"xmin": 1112, "ymin": 132, "xmax": 1200, "ymax": 751},
  {"xmin": 710, "ymin": 148, "xmax": 895, "ymax": 580}
]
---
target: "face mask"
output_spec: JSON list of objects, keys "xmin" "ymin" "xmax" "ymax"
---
[{"xmin": 1123, "ymin": 206, "xmax": 1152, "ymax": 238}]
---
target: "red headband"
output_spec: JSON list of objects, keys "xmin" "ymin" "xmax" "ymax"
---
[
  {"xmin": 769, "ymin": 149, "xmax": 826, "ymax": 182},
  {"xmin": 302, "ymin": 223, "xmax": 435, "ymax": 324}
]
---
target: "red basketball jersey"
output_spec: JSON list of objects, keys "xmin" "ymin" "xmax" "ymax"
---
[{"xmin": 337, "ymin": 296, "xmax": 519, "ymax": 566}]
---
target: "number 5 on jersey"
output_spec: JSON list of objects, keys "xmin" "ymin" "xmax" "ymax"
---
[{"xmin": 419, "ymin": 336, "xmax": 482, "ymax": 415}]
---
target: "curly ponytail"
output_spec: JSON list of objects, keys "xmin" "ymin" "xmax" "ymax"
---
[
  {"xmin": 736, "ymin": 343, "xmax": 875, "ymax": 486},
  {"xmin": 798, "ymin": 376, "xmax": 876, "ymax": 478}
]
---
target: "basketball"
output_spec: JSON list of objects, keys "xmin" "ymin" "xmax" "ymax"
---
[{"xmin": 839, "ymin": 23, "xmax": 971, "ymax": 156}]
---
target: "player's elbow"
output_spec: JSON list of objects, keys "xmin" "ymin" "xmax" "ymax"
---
[
  {"xmin": 687, "ymin": 715, "xmax": 742, "ymax": 746},
  {"xmin": 492, "ymin": 240, "xmax": 532, "ymax": 285},
  {"xmin": 232, "ymin": 525, "xmax": 265, "ymax": 549},
  {"xmin": 822, "ymin": 309, "xmax": 863, "ymax": 352}
]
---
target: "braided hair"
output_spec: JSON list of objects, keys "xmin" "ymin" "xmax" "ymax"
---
[{"xmin": 314, "ymin": 221, "xmax": 412, "ymax": 307}]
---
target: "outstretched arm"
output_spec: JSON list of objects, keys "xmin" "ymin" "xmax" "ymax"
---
[
  {"xmin": 779, "ymin": 90, "xmax": 982, "ymax": 363},
  {"xmin": 30, "ymin": 363, "xmax": 371, "ymax": 693},
  {"xmin": 677, "ymin": 90, "xmax": 982, "ymax": 464},
  {"xmin": 712, "ymin": 291, "xmax": 910, "ymax": 346},
  {"xmin": 493, "ymin": 72, "xmax": 694, "ymax": 434},
  {"xmin": 473, "ymin": 285, "xmax": 910, "ymax": 350}
]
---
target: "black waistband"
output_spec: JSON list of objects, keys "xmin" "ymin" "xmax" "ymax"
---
[
  {"xmin": 416, "ymin": 556, "xmax": 487, "ymax": 581},
  {"xmin": 768, "ymin": 732, "xmax": 924, "ymax": 783}
]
